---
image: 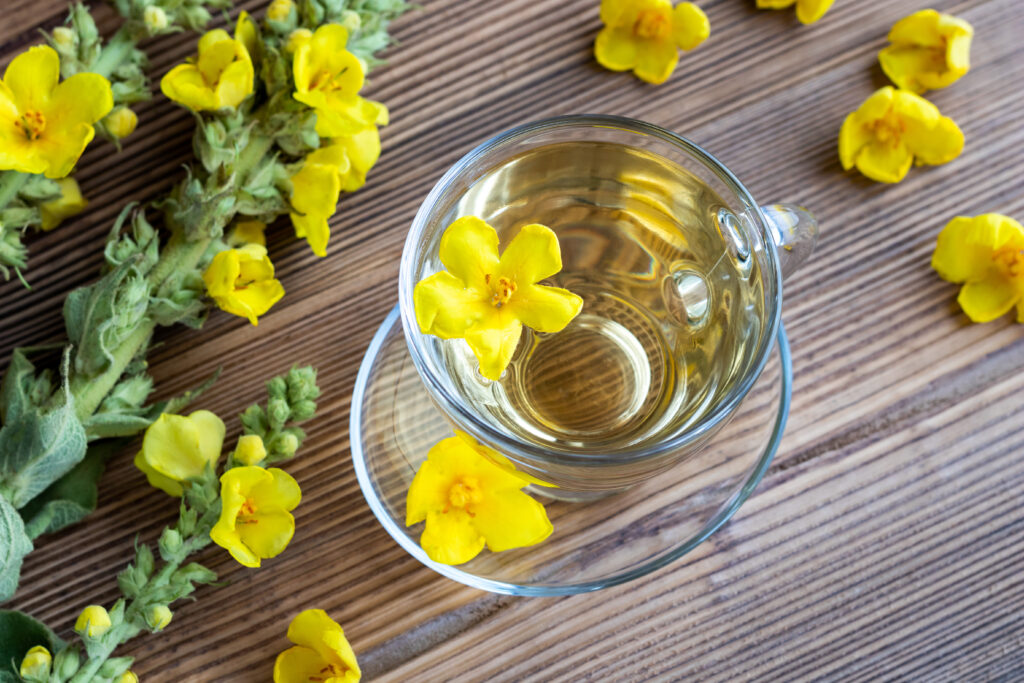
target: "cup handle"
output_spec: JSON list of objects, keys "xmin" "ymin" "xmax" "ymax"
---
[{"xmin": 760, "ymin": 204, "xmax": 819, "ymax": 279}]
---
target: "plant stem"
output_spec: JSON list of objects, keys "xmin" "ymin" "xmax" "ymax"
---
[
  {"xmin": 89, "ymin": 26, "xmax": 135, "ymax": 79},
  {"xmin": 71, "ymin": 319, "xmax": 155, "ymax": 422}
]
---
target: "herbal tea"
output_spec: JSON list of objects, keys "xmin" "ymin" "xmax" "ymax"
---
[{"xmin": 434, "ymin": 141, "xmax": 765, "ymax": 453}]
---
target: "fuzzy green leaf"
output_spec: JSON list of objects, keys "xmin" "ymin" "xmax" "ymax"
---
[
  {"xmin": 19, "ymin": 442, "xmax": 115, "ymax": 539},
  {"xmin": 0, "ymin": 498, "xmax": 33, "ymax": 603},
  {"xmin": 0, "ymin": 610, "xmax": 63, "ymax": 675}
]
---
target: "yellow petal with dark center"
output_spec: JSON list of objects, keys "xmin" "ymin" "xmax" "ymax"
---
[
  {"xmin": 472, "ymin": 489, "xmax": 553, "ymax": 553},
  {"xmin": 439, "ymin": 215, "xmax": 500, "ymax": 289},
  {"xmin": 421, "ymin": 509, "xmax": 485, "ymax": 564},
  {"xmin": 508, "ymin": 284, "xmax": 583, "ymax": 334}
]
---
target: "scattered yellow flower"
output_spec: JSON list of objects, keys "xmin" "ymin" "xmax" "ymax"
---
[
  {"xmin": 414, "ymin": 217, "xmax": 583, "ymax": 380},
  {"xmin": 39, "ymin": 177, "xmax": 87, "ymax": 231},
  {"xmin": 932, "ymin": 214, "xmax": 1024, "ymax": 323},
  {"xmin": 203, "ymin": 244, "xmax": 285, "ymax": 325},
  {"xmin": 226, "ymin": 219, "xmax": 267, "ymax": 247},
  {"xmin": 273, "ymin": 609, "xmax": 360, "ymax": 683},
  {"xmin": 75, "ymin": 605, "xmax": 112, "ymax": 638},
  {"xmin": 234, "ymin": 434, "xmax": 267, "ymax": 466},
  {"xmin": 288, "ymin": 146, "xmax": 342, "ymax": 257},
  {"xmin": 0, "ymin": 46, "xmax": 113, "ymax": 178},
  {"xmin": 210, "ymin": 466, "xmax": 301, "ymax": 568},
  {"xmin": 134, "ymin": 410, "xmax": 225, "ymax": 497},
  {"xmin": 19, "ymin": 646, "xmax": 51, "ymax": 680},
  {"xmin": 146, "ymin": 604, "xmax": 173, "ymax": 631},
  {"xmin": 292, "ymin": 24, "xmax": 385, "ymax": 137},
  {"xmin": 406, "ymin": 432, "xmax": 553, "ymax": 565},
  {"xmin": 838, "ymin": 86, "xmax": 963, "ymax": 184},
  {"xmin": 104, "ymin": 106, "xmax": 138, "ymax": 139},
  {"xmin": 594, "ymin": 0, "xmax": 710, "ymax": 85},
  {"xmin": 267, "ymin": 0, "xmax": 295, "ymax": 22},
  {"xmin": 160, "ymin": 28, "xmax": 254, "ymax": 111},
  {"xmin": 756, "ymin": 0, "xmax": 834, "ymax": 24},
  {"xmin": 879, "ymin": 9, "xmax": 973, "ymax": 94}
]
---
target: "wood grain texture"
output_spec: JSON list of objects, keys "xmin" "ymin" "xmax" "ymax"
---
[{"xmin": 3, "ymin": 0, "xmax": 1024, "ymax": 680}]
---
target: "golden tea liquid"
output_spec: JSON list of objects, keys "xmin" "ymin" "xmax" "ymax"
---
[{"xmin": 434, "ymin": 141, "xmax": 765, "ymax": 453}]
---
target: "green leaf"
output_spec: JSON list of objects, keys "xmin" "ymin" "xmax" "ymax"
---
[
  {"xmin": 0, "ymin": 348, "xmax": 87, "ymax": 509},
  {"xmin": 19, "ymin": 442, "xmax": 117, "ymax": 539},
  {"xmin": 82, "ymin": 412, "xmax": 153, "ymax": 440},
  {"xmin": 0, "ymin": 498, "xmax": 33, "ymax": 603},
  {"xmin": 0, "ymin": 610, "xmax": 63, "ymax": 675}
]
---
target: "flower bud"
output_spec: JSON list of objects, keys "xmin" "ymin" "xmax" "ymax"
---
[
  {"xmin": 267, "ymin": 376, "xmax": 288, "ymax": 399},
  {"xmin": 144, "ymin": 5, "xmax": 169, "ymax": 31},
  {"xmin": 273, "ymin": 432, "xmax": 300, "ymax": 457},
  {"xmin": 118, "ymin": 673, "xmax": 139, "ymax": 683},
  {"xmin": 267, "ymin": 0, "xmax": 294, "ymax": 22},
  {"xmin": 341, "ymin": 10, "xmax": 362, "ymax": 33},
  {"xmin": 268, "ymin": 396, "xmax": 290, "ymax": 427},
  {"xmin": 158, "ymin": 528, "xmax": 183, "ymax": 559},
  {"xmin": 285, "ymin": 28, "xmax": 312, "ymax": 54},
  {"xmin": 146, "ymin": 604, "xmax": 173, "ymax": 631},
  {"xmin": 52, "ymin": 27, "xmax": 76, "ymax": 50},
  {"xmin": 291, "ymin": 399, "xmax": 316, "ymax": 421},
  {"xmin": 105, "ymin": 106, "xmax": 138, "ymax": 139},
  {"xmin": 233, "ymin": 434, "xmax": 267, "ymax": 465},
  {"xmin": 19, "ymin": 646, "xmax": 51, "ymax": 682},
  {"xmin": 54, "ymin": 645, "xmax": 81, "ymax": 679},
  {"xmin": 75, "ymin": 605, "xmax": 112, "ymax": 638}
]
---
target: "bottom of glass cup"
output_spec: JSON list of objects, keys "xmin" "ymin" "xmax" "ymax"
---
[{"xmin": 349, "ymin": 305, "xmax": 791, "ymax": 596}]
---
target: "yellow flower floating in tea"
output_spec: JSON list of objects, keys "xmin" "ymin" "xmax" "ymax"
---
[
  {"xmin": 274, "ymin": 609, "xmax": 361, "ymax": 683},
  {"xmin": 0, "ymin": 45, "xmax": 113, "ymax": 178},
  {"xmin": 594, "ymin": 0, "xmax": 710, "ymax": 85},
  {"xmin": 932, "ymin": 214, "xmax": 1024, "ymax": 324},
  {"xmin": 414, "ymin": 216, "xmax": 583, "ymax": 380},
  {"xmin": 756, "ymin": 0, "xmax": 834, "ymax": 25},
  {"xmin": 839, "ymin": 86, "xmax": 963, "ymax": 184},
  {"xmin": 879, "ymin": 9, "xmax": 973, "ymax": 94},
  {"xmin": 406, "ymin": 431, "xmax": 553, "ymax": 565}
]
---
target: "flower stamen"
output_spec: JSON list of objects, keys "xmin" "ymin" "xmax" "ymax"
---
[
  {"xmin": 15, "ymin": 110, "xmax": 45, "ymax": 140},
  {"xmin": 634, "ymin": 9, "xmax": 670, "ymax": 40},
  {"xmin": 487, "ymin": 275, "xmax": 516, "ymax": 307}
]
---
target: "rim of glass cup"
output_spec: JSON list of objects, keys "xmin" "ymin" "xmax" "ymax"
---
[
  {"xmin": 398, "ymin": 114, "xmax": 784, "ymax": 466},
  {"xmin": 350, "ymin": 306, "xmax": 792, "ymax": 595}
]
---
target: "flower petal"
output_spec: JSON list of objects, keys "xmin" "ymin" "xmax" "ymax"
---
[
  {"xmin": 140, "ymin": 413, "xmax": 206, "ymax": 482},
  {"xmin": 905, "ymin": 115, "xmax": 963, "ymax": 166},
  {"xmin": 854, "ymin": 141, "xmax": 913, "ymax": 184},
  {"xmin": 4, "ymin": 46, "xmax": 59, "ymax": 111},
  {"xmin": 252, "ymin": 468, "xmax": 302, "ymax": 512},
  {"xmin": 413, "ymin": 271, "xmax": 491, "ymax": 340},
  {"xmin": 931, "ymin": 216, "xmax": 994, "ymax": 283},
  {"xmin": 594, "ymin": 27, "xmax": 639, "ymax": 72},
  {"xmin": 287, "ymin": 609, "xmax": 342, "ymax": 649},
  {"xmin": 214, "ymin": 57, "xmax": 254, "ymax": 109},
  {"xmin": 838, "ymin": 112, "xmax": 870, "ymax": 170},
  {"xmin": 238, "ymin": 509, "xmax": 295, "ymax": 559},
  {"xmin": 49, "ymin": 73, "xmax": 113, "ymax": 127},
  {"xmin": 406, "ymin": 450, "xmax": 455, "ymax": 526},
  {"xmin": 464, "ymin": 315, "xmax": 523, "ymax": 381},
  {"xmin": 672, "ymin": 2, "xmax": 710, "ymax": 51},
  {"xmin": 274, "ymin": 646, "xmax": 328, "ymax": 683},
  {"xmin": 633, "ymin": 39, "xmax": 678, "ymax": 85},
  {"xmin": 439, "ymin": 216, "xmax": 500, "ymax": 289},
  {"xmin": 756, "ymin": 0, "xmax": 796, "ymax": 8},
  {"xmin": 210, "ymin": 523, "xmax": 260, "ymax": 567},
  {"xmin": 496, "ymin": 223, "xmax": 563, "ymax": 285},
  {"xmin": 471, "ymin": 489, "xmax": 553, "ymax": 553},
  {"xmin": 958, "ymin": 277, "xmax": 1019, "ymax": 323},
  {"xmin": 795, "ymin": 0, "xmax": 834, "ymax": 24},
  {"xmin": 134, "ymin": 450, "xmax": 185, "ymax": 497},
  {"xmin": 878, "ymin": 45, "xmax": 935, "ymax": 93},
  {"xmin": 508, "ymin": 284, "xmax": 583, "ymax": 333},
  {"xmin": 160, "ymin": 64, "xmax": 219, "ymax": 111},
  {"xmin": 190, "ymin": 410, "xmax": 226, "ymax": 470},
  {"xmin": 421, "ymin": 509, "xmax": 485, "ymax": 564}
]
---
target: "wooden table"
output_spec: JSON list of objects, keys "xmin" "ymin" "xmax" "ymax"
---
[{"xmin": 4, "ymin": 0, "xmax": 1023, "ymax": 679}]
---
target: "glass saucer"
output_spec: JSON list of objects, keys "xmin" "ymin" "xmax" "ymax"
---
[{"xmin": 350, "ymin": 305, "xmax": 791, "ymax": 596}]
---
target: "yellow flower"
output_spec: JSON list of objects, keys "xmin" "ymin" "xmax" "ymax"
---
[
  {"xmin": 39, "ymin": 177, "xmax": 87, "ymax": 231},
  {"xmin": 75, "ymin": 605, "xmax": 112, "ymax": 638},
  {"xmin": 406, "ymin": 432, "xmax": 553, "ymax": 565},
  {"xmin": 292, "ymin": 24, "xmax": 385, "ymax": 137},
  {"xmin": 267, "ymin": 0, "xmax": 295, "ymax": 22},
  {"xmin": 160, "ymin": 28, "xmax": 254, "ymax": 111},
  {"xmin": 0, "ymin": 46, "xmax": 113, "ymax": 178},
  {"xmin": 273, "ymin": 609, "xmax": 360, "ymax": 683},
  {"xmin": 594, "ymin": 0, "xmax": 710, "ymax": 85},
  {"xmin": 414, "ymin": 217, "xmax": 583, "ymax": 380},
  {"xmin": 879, "ymin": 10, "xmax": 973, "ymax": 94},
  {"xmin": 931, "ymin": 214, "xmax": 1024, "ymax": 323},
  {"xmin": 233, "ymin": 434, "xmax": 267, "ymax": 466},
  {"xmin": 210, "ymin": 466, "xmax": 301, "ymax": 568},
  {"xmin": 104, "ymin": 106, "xmax": 138, "ymax": 139},
  {"xmin": 838, "ymin": 86, "xmax": 963, "ymax": 184},
  {"xmin": 134, "ymin": 410, "xmax": 225, "ymax": 497},
  {"xmin": 226, "ymin": 219, "xmax": 267, "ymax": 247},
  {"xmin": 756, "ymin": 0, "xmax": 834, "ymax": 24},
  {"xmin": 203, "ymin": 244, "xmax": 285, "ymax": 325},
  {"xmin": 146, "ymin": 604, "xmax": 173, "ymax": 631},
  {"xmin": 235, "ymin": 11, "xmax": 260, "ymax": 59},
  {"xmin": 288, "ymin": 146, "xmax": 343, "ymax": 257},
  {"xmin": 19, "ymin": 646, "xmax": 51, "ymax": 681}
]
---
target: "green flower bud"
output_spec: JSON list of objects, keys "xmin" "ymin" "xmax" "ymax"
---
[
  {"xmin": 136, "ymin": 544, "xmax": 155, "ymax": 577},
  {"xmin": 341, "ymin": 10, "xmax": 362, "ymax": 32},
  {"xmin": 268, "ymin": 396, "xmax": 290, "ymax": 427},
  {"xmin": 291, "ymin": 399, "xmax": 317, "ymax": 421},
  {"xmin": 146, "ymin": 604, "xmax": 173, "ymax": 631},
  {"xmin": 286, "ymin": 366, "xmax": 319, "ymax": 402},
  {"xmin": 267, "ymin": 376, "xmax": 288, "ymax": 399},
  {"xmin": 19, "ymin": 646, "xmax": 51, "ymax": 682},
  {"xmin": 159, "ymin": 528, "xmax": 183, "ymax": 560},
  {"xmin": 143, "ymin": 5, "xmax": 169, "ymax": 31},
  {"xmin": 54, "ymin": 645, "xmax": 81, "ymax": 679},
  {"xmin": 272, "ymin": 431, "xmax": 300, "ymax": 457},
  {"xmin": 97, "ymin": 656, "xmax": 134, "ymax": 678},
  {"xmin": 51, "ymin": 26, "xmax": 76, "ymax": 50}
]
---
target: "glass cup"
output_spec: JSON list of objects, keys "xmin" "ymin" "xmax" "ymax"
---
[{"xmin": 398, "ymin": 115, "xmax": 817, "ymax": 496}]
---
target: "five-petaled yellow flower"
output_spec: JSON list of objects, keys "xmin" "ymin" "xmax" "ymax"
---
[
  {"xmin": 203, "ymin": 244, "xmax": 285, "ymax": 326},
  {"xmin": 595, "ymin": 0, "xmax": 710, "ymax": 85},
  {"xmin": 160, "ymin": 27, "xmax": 254, "ymax": 111},
  {"xmin": 879, "ymin": 9, "xmax": 973, "ymax": 94},
  {"xmin": 273, "ymin": 609, "xmax": 360, "ymax": 683},
  {"xmin": 932, "ymin": 214, "xmax": 1024, "ymax": 324},
  {"xmin": 134, "ymin": 410, "xmax": 225, "ymax": 497},
  {"xmin": 292, "ymin": 24, "xmax": 387, "ymax": 137},
  {"xmin": 839, "ymin": 86, "xmax": 963, "ymax": 184},
  {"xmin": 39, "ymin": 177, "xmax": 88, "ymax": 231},
  {"xmin": 756, "ymin": 0, "xmax": 834, "ymax": 25},
  {"xmin": 414, "ymin": 216, "xmax": 583, "ymax": 380},
  {"xmin": 210, "ymin": 466, "xmax": 301, "ymax": 568},
  {"xmin": 0, "ymin": 46, "xmax": 113, "ymax": 178},
  {"xmin": 406, "ymin": 432, "xmax": 553, "ymax": 565}
]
